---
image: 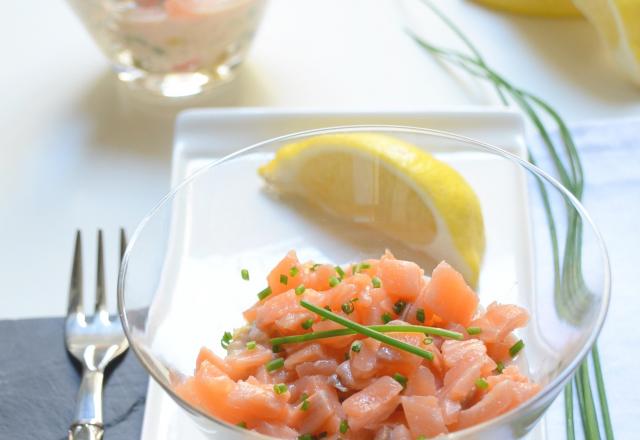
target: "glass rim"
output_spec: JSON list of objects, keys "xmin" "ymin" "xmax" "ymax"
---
[{"xmin": 118, "ymin": 124, "xmax": 611, "ymax": 438}]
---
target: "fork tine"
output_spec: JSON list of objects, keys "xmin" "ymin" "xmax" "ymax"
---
[
  {"xmin": 95, "ymin": 230, "xmax": 107, "ymax": 314},
  {"xmin": 67, "ymin": 230, "xmax": 84, "ymax": 316},
  {"xmin": 119, "ymin": 228, "xmax": 127, "ymax": 262}
]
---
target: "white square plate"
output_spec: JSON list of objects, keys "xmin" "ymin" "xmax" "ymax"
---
[{"xmin": 141, "ymin": 108, "xmax": 545, "ymax": 440}]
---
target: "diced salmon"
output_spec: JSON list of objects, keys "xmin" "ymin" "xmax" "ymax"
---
[
  {"xmin": 336, "ymin": 360, "xmax": 376, "ymax": 391},
  {"xmin": 296, "ymin": 359, "xmax": 339, "ymax": 377},
  {"xmin": 376, "ymin": 332, "xmax": 425, "ymax": 377},
  {"xmin": 350, "ymin": 338, "xmax": 380, "ymax": 380},
  {"xmin": 303, "ymin": 264, "xmax": 338, "ymax": 291},
  {"xmin": 456, "ymin": 380, "xmax": 515, "ymax": 429},
  {"xmin": 292, "ymin": 388, "xmax": 344, "ymax": 435},
  {"xmin": 401, "ymin": 395, "xmax": 447, "ymax": 438},
  {"xmin": 441, "ymin": 339, "xmax": 496, "ymax": 376},
  {"xmin": 441, "ymin": 355, "xmax": 482, "ymax": 402},
  {"xmin": 253, "ymin": 421, "xmax": 299, "ymax": 439},
  {"xmin": 378, "ymin": 254, "xmax": 425, "ymax": 302},
  {"xmin": 226, "ymin": 378, "xmax": 290, "ymax": 425},
  {"xmin": 486, "ymin": 333, "xmax": 518, "ymax": 364},
  {"xmin": 484, "ymin": 303, "xmax": 529, "ymax": 341},
  {"xmin": 284, "ymin": 343, "xmax": 327, "ymax": 370},
  {"xmin": 191, "ymin": 361, "xmax": 239, "ymax": 423},
  {"xmin": 312, "ymin": 319, "xmax": 358, "ymax": 348},
  {"xmin": 404, "ymin": 365, "xmax": 437, "ymax": 397},
  {"xmin": 225, "ymin": 345, "xmax": 274, "ymax": 380},
  {"xmin": 342, "ymin": 376, "xmax": 403, "ymax": 431},
  {"xmin": 424, "ymin": 261, "xmax": 479, "ymax": 326},
  {"xmin": 268, "ymin": 251, "xmax": 304, "ymax": 295},
  {"xmin": 195, "ymin": 347, "xmax": 231, "ymax": 376},
  {"xmin": 254, "ymin": 290, "xmax": 314, "ymax": 334},
  {"xmin": 440, "ymin": 397, "xmax": 462, "ymax": 426}
]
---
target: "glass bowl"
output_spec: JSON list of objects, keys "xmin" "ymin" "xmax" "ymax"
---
[
  {"xmin": 118, "ymin": 126, "xmax": 610, "ymax": 439},
  {"xmin": 67, "ymin": 0, "xmax": 268, "ymax": 97}
]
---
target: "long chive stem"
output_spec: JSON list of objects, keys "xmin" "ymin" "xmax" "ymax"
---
[
  {"xmin": 299, "ymin": 301, "xmax": 434, "ymax": 361},
  {"xmin": 592, "ymin": 344, "xmax": 614, "ymax": 440},
  {"xmin": 270, "ymin": 324, "xmax": 463, "ymax": 346},
  {"xmin": 578, "ymin": 362, "xmax": 601, "ymax": 439},
  {"xmin": 565, "ymin": 382, "xmax": 575, "ymax": 440}
]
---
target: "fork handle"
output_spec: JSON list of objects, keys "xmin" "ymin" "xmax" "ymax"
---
[{"xmin": 69, "ymin": 369, "xmax": 104, "ymax": 439}]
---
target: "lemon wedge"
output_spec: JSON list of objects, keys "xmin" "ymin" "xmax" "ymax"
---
[
  {"xmin": 471, "ymin": 0, "xmax": 581, "ymax": 17},
  {"xmin": 258, "ymin": 133, "xmax": 485, "ymax": 287}
]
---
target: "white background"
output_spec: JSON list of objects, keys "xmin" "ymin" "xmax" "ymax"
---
[{"xmin": 1, "ymin": 0, "xmax": 638, "ymax": 438}]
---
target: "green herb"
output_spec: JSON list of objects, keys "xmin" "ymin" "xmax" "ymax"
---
[
  {"xmin": 417, "ymin": 437, "xmax": 426, "ymax": 440},
  {"xmin": 301, "ymin": 318, "xmax": 314, "ymax": 330},
  {"xmin": 407, "ymin": 2, "xmax": 611, "ymax": 437},
  {"xmin": 280, "ymin": 274, "xmax": 288, "ymax": 285},
  {"xmin": 416, "ymin": 308, "xmax": 425, "ymax": 323},
  {"xmin": 341, "ymin": 302, "xmax": 355, "ymax": 315},
  {"xmin": 329, "ymin": 276, "xmax": 340, "ymax": 287},
  {"xmin": 297, "ymin": 435, "xmax": 313, "ymax": 440},
  {"xmin": 246, "ymin": 341, "xmax": 257, "ymax": 350},
  {"xmin": 300, "ymin": 393, "xmax": 310, "ymax": 411},
  {"xmin": 339, "ymin": 419, "xmax": 349, "ymax": 434},
  {"xmin": 273, "ymin": 383, "xmax": 288, "ymax": 394},
  {"xmin": 475, "ymin": 378, "xmax": 489, "ymax": 390},
  {"xmin": 352, "ymin": 262, "xmax": 371, "ymax": 274},
  {"xmin": 423, "ymin": 336, "xmax": 433, "ymax": 345},
  {"xmin": 310, "ymin": 263, "xmax": 321, "ymax": 272},
  {"xmin": 509, "ymin": 339, "xmax": 525, "ymax": 358},
  {"xmin": 393, "ymin": 300, "xmax": 407, "ymax": 315},
  {"xmin": 496, "ymin": 361, "xmax": 505, "ymax": 374},
  {"xmin": 236, "ymin": 421, "xmax": 247, "ymax": 429},
  {"xmin": 351, "ymin": 341, "xmax": 362, "ymax": 352},
  {"xmin": 393, "ymin": 372, "xmax": 408, "ymax": 388},
  {"xmin": 257, "ymin": 286, "xmax": 272, "ymax": 301},
  {"xmin": 265, "ymin": 358, "xmax": 284, "ymax": 372},
  {"xmin": 290, "ymin": 266, "xmax": 299, "ymax": 277},
  {"xmin": 241, "ymin": 269, "xmax": 249, "ymax": 281},
  {"xmin": 467, "ymin": 326, "xmax": 482, "ymax": 335},
  {"xmin": 270, "ymin": 324, "xmax": 462, "ymax": 346},
  {"xmin": 221, "ymin": 331, "xmax": 233, "ymax": 349},
  {"xmin": 299, "ymin": 301, "xmax": 434, "ymax": 361},
  {"xmin": 272, "ymin": 344, "xmax": 281, "ymax": 353},
  {"xmin": 295, "ymin": 284, "xmax": 306, "ymax": 295},
  {"xmin": 372, "ymin": 276, "xmax": 382, "ymax": 288},
  {"xmin": 335, "ymin": 266, "xmax": 345, "ymax": 278},
  {"xmin": 381, "ymin": 312, "xmax": 392, "ymax": 324}
]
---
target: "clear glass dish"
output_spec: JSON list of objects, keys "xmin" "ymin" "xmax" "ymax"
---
[
  {"xmin": 118, "ymin": 126, "xmax": 610, "ymax": 439},
  {"xmin": 67, "ymin": 0, "xmax": 267, "ymax": 97}
]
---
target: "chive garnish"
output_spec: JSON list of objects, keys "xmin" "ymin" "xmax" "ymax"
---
[
  {"xmin": 221, "ymin": 331, "xmax": 233, "ymax": 349},
  {"xmin": 266, "ymin": 358, "xmax": 284, "ymax": 372},
  {"xmin": 310, "ymin": 263, "xmax": 321, "ymax": 272},
  {"xmin": 335, "ymin": 266, "xmax": 345, "ymax": 278},
  {"xmin": 496, "ymin": 361, "xmax": 505, "ymax": 374},
  {"xmin": 417, "ymin": 436, "xmax": 426, "ymax": 440},
  {"xmin": 257, "ymin": 286, "xmax": 272, "ymax": 300},
  {"xmin": 372, "ymin": 276, "xmax": 382, "ymax": 288},
  {"xmin": 467, "ymin": 326, "xmax": 482, "ymax": 335},
  {"xmin": 241, "ymin": 269, "xmax": 249, "ymax": 281},
  {"xmin": 351, "ymin": 341, "xmax": 362, "ymax": 352},
  {"xmin": 299, "ymin": 301, "xmax": 435, "ymax": 361},
  {"xmin": 339, "ymin": 419, "xmax": 349, "ymax": 434},
  {"xmin": 272, "ymin": 344, "xmax": 281, "ymax": 353},
  {"xmin": 301, "ymin": 318, "xmax": 314, "ymax": 330},
  {"xmin": 298, "ymin": 434, "xmax": 312, "ymax": 440},
  {"xmin": 300, "ymin": 393, "xmax": 310, "ymax": 411},
  {"xmin": 270, "ymin": 324, "xmax": 462, "ymax": 346},
  {"xmin": 290, "ymin": 266, "xmax": 299, "ymax": 277},
  {"xmin": 295, "ymin": 284, "xmax": 306, "ymax": 296},
  {"xmin": 280, "ymin": 274, "xmax": 288, "ymax": 285},
  {"xmin": 246, "ymin": 341, "xmax": 257, "ymax": 350},
  {"xmin": 475, "ymin": 378, "xmax": 489, "ymax": 389},
  {"xmin": 423, "ymin": 336, "xmax": 433, "ymax": 345},
  {"xmin": 329, "ymin": 276, "xmax": 340, "ymax": 287},
  {"xmin": 509, "ymin": 339, "xmax": 525, "ymax": 358},
  {"xmin": 393, "ymin": 300, "xmax": 407, "ymax": 315},
  {"xmin": 273, "ymin": 383, "xmax": 288, "ymax": 394},
  {"xmin": 416, "ymin": 308, "xmax": 425, "ymax": 323},
  {"xmin": 236, "ymin": 421, "xmax": 247, "ymax": 428},
  {"xmin": 393, "ymin": 372, "xmax": 408, "ymax": 388},
  {"xmin": 381, "ymin": 312, "xmax": 392, "ymax": 324},
  {"xmin": 341, "ymin": 301, "xmax": 354, "ymax": 315}
]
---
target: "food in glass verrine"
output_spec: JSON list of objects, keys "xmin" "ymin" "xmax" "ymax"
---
[
  {"xmin": 67, "ymin": 0, "xmax": 267, "ymax": 96},
  {"xmin": 175, "ymin": 251, "xmax": 539, "ymax": 439}
]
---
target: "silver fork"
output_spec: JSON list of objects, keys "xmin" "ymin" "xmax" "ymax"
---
[{"xmin": 65, "ymin": 230, "xmax": 130, "ymax": 440}]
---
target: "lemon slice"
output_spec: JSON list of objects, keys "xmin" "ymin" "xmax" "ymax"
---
[
  {"xmin": 471, "ymin": 0, "xmax": 581, "ymax": 17},
  {"xmin": 258, "ymin": 133, "xmax": 485, "ymax": 287}
]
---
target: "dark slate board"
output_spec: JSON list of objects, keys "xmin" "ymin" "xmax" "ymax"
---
[{"xmin": 0, "ymin": 317, "xmax": 148, "ymax": 440}]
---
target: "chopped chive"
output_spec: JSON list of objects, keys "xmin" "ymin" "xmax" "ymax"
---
[
  {"xmin": 280, "ymin": 274, "xmax": 289, "ymax": 285},
  {"xmin": 299, "ymin": 301, "xmax": 435, "ymax": 361},
  {"xmin": 335, "ymin": 266, "xmax": 345, "ymax": 278},
  {"xmin": 310, "ymin": 263, "xmax": 321, "ymax": 272},
  {"xmin": 339, "ymin": 419, "xmax": 349, "ymax": 434},
  {"xmin": 295, "ymin": 284, "xmax": 306, "ymax": 295},
  {"xmin": 241, "ymin": 269, "xmax": 249, "ymax": 281},
  {"xmin": 290, "ymin": 266, "xmax": 299, "ymax": 277},
  {"xmin": 381, "ymin": 312, "xmax": 392, "ymax": 324},
  {"xmin": 329, "ymin": 276, "xmax": 340, "ymax": 287},
  {"xmin": 270, "ymin": 324, "xmax": 463, "ymax": 346},
  {"xmin": 416, "ymin": 308, "xmax": 425, "ymax": 323},
  {"xmin": 360, "ymin": 262, "xmax": 371, "ymax": 270},
  {"xmin": 301, "ymin": 318, "xmax": 314, "ymax": 330},
  {"xmin": 351, "ymin": 341, "xmax": 362, "ymax": 352},
  {"xmin": 258, "ymin": 286, "xmax": 272, "ymax": 300},
  {"xmin": 393, "ymin": 300, "xmax": 407, "ymax": 315},
  {"xmin": 341, "ymin": 302, "xmax": 354, "ymax": 315},
  {"xmin": 298, "ymin": 435, "xmax": 313, "ymax": 440},
  {"xmin": 273, "ymin": 383, "xmax": 288, "ymax": 394},
  {"xmin": 300, "ymin": 392, "xmax": 309, "ymax": 402},
  {"xmin": 393, "ymin": 372, "xmax": 408, "ymax": 388},
  {"xmin": 475, "ymin": 377, "xmax": 489, "ymax": 389},
  {"xmin": 372, "ymin": 276, "xmax": 382, "ymax": 288},
  {"xmin": 236, "ymin": 421, "xmax": 247, "ymax": 428},
  {"xmin": 221, "ymin": 331, "xmax": 233, "ymax": 349},
  {"xmin": 300, "ymin": 395, "xmax": 310, "ymax": 411},
  {"xmin": 272, "ymin": 344, "xmax": 281, "ymax": 353},
  {"xmin": 467, "ymin": 326, "xmax": 482, "ymax": 335},
  {"xmin": 509, "ymin": 339, "xmax": 525, "ymax": 358},
  {"xmin": 266, "ymin": 358, "xmax": 284, "ymax": 372},
  {"xmin": 423, "ymin": 337, "xmax": 433, "ymax": 345},
  {"xmin": 344, "ymin": 351, "xmax": 350, "ymax": 360},
  {"xmin": 246, "ymin": 340, "xmax": 257, "ymax": 350},
  {"xmin": 417, "ymin": 436, "xmax": 426, "ymax": 440},
  {"xmin": 496, "ymin": 361, "xmax": 505, "ymax": 374}
]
